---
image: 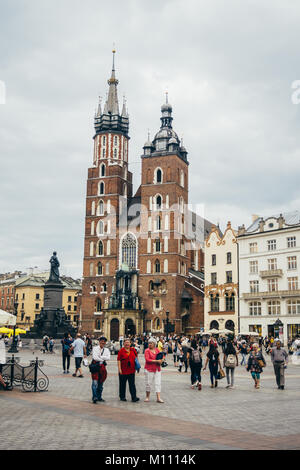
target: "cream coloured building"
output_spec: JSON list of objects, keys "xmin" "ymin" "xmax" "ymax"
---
[{"xmin": 204, "ymin": 222, "xmax": 238, "ymax": 334}]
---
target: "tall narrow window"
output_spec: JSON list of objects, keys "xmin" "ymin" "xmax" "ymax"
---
[
  {"xmin": 98, "ymin": 241, "xmax": 104, "ymax": 256},
  {"xmin": 97, "ymin": 263, "xmax": 103, "ymax": 275},
  {"xmin": 156, "ymin": 168, "xmax": 162, "ymax": 183},
  {"xmin": 99, "ymin": 182, "xmax": 104, "ymax": 195},
  {"xmin": 155, "ymin": 259, "xmax": 161, "ymax": 273},
  {"xmin": 100, "ymin": 164, "xmax": 105, "ymax": 177}
]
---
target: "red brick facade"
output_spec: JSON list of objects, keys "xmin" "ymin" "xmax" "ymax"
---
[{"xmin": 81, "ymin": 55, "xmax": 210, "ymax": 339}]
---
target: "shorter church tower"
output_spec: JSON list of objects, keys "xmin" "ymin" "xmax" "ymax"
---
[{"xmin": 139, "ymin": 97, "xmax": 191, "ymax": 334}]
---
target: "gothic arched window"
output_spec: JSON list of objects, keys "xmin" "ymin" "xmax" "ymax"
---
[
  {"xmin": 121, "ymin": 233, "xmax": 137, "ymax": 269},
  {"xmin": 155, "ymin": 168, "xmax": 162, "ymax": 183},
  {"xmin": 100, "ymin": 164, "xmax": 105, "ymax": 177},
  {"xmin": 98, "ymin": 241, "xmax": 104, "ymax": 256}
]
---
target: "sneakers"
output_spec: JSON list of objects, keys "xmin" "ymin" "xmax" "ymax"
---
[
  {"xmin": 72, "ymin": 373, "xmax": 77, "ymax": 377},
  {"xmin": 92, "ymin": 399, "xmax": 97, "ymax": 404},
  {"xmin": 132, "ymin": 397, "xmax": 140, "ymax": 402},
  {"xmin": 120, "ymin": 398, "xmax": 127, "ymax": 402}
]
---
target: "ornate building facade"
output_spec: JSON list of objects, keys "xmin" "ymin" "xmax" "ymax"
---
[
  {"xmin": 204, "ymin": 222, "xmax": 239, "ymax": 335},
  {"xmin": 81, "ymin": 53, "xmax": 213, "ymax": 340}
]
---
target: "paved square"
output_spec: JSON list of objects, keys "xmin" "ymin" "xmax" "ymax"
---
[{"xmin": 1, "ymin": 346, "xmax": 300, "ymax": 450}]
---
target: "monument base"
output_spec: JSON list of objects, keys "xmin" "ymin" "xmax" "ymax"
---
[{"xmin": 27, "ymin": 282, "xmax": 77, "ymax": 339}]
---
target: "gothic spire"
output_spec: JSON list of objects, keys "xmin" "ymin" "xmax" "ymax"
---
[{"xmin": 106, "ymin": 49, "xmax": 119, "ymax": 115}]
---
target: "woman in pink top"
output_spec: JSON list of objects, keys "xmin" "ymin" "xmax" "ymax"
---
[{"xmin": 144, "ymin": 337, "xmax": 164, "ymax": 403}]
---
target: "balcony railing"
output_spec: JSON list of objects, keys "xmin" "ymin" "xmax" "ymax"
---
[
  {"xmin": 259, "ymin": 269, "xmax": 283, "ymax": 278},
  {"xmin": 243, "ymin": 289, "xmax": 300, "ymax": 300}
]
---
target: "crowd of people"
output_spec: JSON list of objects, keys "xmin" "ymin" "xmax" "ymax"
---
[{"xmin": 0, "ymin": 330, "xmax": 297, "ymax": 401}]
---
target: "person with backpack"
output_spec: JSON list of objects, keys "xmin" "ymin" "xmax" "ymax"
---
[
  {"xmin": 187, "ymin": 339, "xmax": 202, "ymax": 390},
  {"xmin": 61, "ymin": 332, "xmax": 73, "ymax": 374},
  {"xmin": 223, "ymin": 339, "xmax": 238, "ymax": 389},
  {"xmin": 203, "ymin": 343, "xmax": 222, "ymax": 388}
]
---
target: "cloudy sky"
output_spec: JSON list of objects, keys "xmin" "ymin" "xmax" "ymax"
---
[{"xmin": 1, "ymin": 0, "xmax": 300, "ymax": 278}]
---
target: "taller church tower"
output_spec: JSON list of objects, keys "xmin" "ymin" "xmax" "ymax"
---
[{"xmin": 81, "ymin": 51, "xmax": 134, "ymax": 334}]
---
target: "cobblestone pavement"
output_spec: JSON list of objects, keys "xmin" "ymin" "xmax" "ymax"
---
[{"xmin": 1, "ymin": 346, "xmax": 300, "ymax": 450}]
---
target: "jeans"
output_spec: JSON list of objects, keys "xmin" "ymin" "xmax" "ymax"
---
[
  {"xmin": 119, "ymin": 373, "xmax": 137, "ymax": 400},
  {"xmin": 226, "ymin": 367, "xmax": 235, "ymax": 386},
  {"xmin": 62, "ymin": 353, "xmax": 70, "ymax": 371},
  {"xmin": 241, "ymin": 354, "xmax": 247, "ymax": 366},
  {"xmin": 190, "ymin": 363, "xmax": 202, "ymax": 385},
  {"xmin": 92, "ymin": 380, "xmax": 103, "ymax": 401},
  {"xmin": 209, "ymin": 363, "xmax": 218, "ymax": 385}
]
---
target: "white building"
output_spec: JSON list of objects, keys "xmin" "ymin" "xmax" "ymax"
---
[
  {"xmin": 204, "ymin": 222, "xmax": 238, "ymax": 335},
  {"xmin": 238, "ymin": 211, "xmax": 300, "ymax": 344}
]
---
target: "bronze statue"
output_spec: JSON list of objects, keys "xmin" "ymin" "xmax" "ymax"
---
[{"xmin": 49, "ymin": 251, "xmax": 60, "ymax": 282}]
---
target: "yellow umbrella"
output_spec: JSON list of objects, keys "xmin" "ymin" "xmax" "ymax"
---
[
  {"xmin": 14, "ymin": 328, "xmax": 27, "ymax": 335},
  {"xmin": 0, "ymin": 327, "xmax": 14, "ymax": 336}
]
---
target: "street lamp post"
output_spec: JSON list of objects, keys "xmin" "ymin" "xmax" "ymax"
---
[
  {"xmin": 166, "ymin": 311, "xmax": 170, "ymax": 341},
  {"xmin": 8, "ymin": 301, "xmax": 19, "ymax": 353}
]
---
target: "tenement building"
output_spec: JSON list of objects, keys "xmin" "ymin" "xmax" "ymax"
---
[
  {"xmin": 81, "ymin": 52, "xmax": 213, "ymax": 339},
  {"xmin": 238, "ymin": 211, "xmax": 300, "ymax": 344},
  {"xmin": 204, "ymin": 222, "xmax": 238, "ymax": 335}
]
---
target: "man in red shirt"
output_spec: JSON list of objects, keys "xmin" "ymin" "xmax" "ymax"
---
[{"xmin": 117, "ymin": 338, "xmax": 140, "ymax": 402}]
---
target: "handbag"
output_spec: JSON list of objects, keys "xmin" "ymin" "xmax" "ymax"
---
[
  {"xmin": 217, "ymin": 368, "xmax": 225, "ymax": 379},
  {"xmin": 89, "ymin": 361, "xmax": 100, "ymax": 374},
  {"xmin": 135, "ymin": 356, "xmax": 141, "ymax": 372},
  {"xmin": 257, "ymin": 359, "xmax": 265, "ymax": 368}
]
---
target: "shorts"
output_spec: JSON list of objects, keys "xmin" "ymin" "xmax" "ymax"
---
[{"xmin": 75, "ymin": 357, "xmax": 83, "ymax": 369}]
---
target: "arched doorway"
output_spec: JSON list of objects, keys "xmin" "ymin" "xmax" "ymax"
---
[
  {"xmin": 110, "ymin": 318, "xmax": 119, "ymax": 341},
  {"xmin": 225, "ymin": 320, "xmax": 235, "ymax": 332},
  {"xmin": 125, "ymin": 318, "xmax": 136, "ymax": 336},
  {"xmin": 210, "ymin": 320, "xmax": 219, "ymax": 330}
]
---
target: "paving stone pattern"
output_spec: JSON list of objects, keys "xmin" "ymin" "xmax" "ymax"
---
[{"xmin": 1, "ymin": 347, "xmax": 300, "ymax": 450}]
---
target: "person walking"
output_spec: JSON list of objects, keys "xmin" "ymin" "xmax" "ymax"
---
[
  {"xmin": 61, "ymin": 332, "xmax": 73, "ymax": 374},
  {"xmin": 181, "ymin": 341, "xmax": 189, "ymax": 373},
  {"xmin": 271, "ymin": 339, "xmax": 288, "ymax": 390},
  {"xmin": 223, "ymin": 339, "xmax": 238, "ymax": 389},
  {"xmin": 239, "ymin": 341, "xmax": 248, "ymax": 366},
  {"xmin": 246, "ymin": 343, "xmax": 266, "ymax": 389},
  {"xmin": 144, "ymin": 337, "xmax": 164, "ymax": 403},
  {"xmin": 91, "ymin": 336, "xmax": 111, "ymax": 403},
  {"xmin": 188, "ymin": 339, "xmax": 202, "ymax": 390},
  {"xmin": 42, "ymin": 335, "xmax": 49, "ymax": 354},
  {"xmin": 70, "ymin": 333, "xmax": 87, "ymax": 378},
  {"xmin": 117, "ymin": 338, "xmax": 140, "ymax": 402},
  {"xmin": 203, "ymin": 343, "xmax": 221, "ymax": 388}
]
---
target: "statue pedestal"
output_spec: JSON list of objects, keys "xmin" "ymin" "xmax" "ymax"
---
[
  {"xmin": 27, "ymin": 281, "xmax": 77, "ymax": 339},
  {"xmin": 43, "ymin": 281, "xmax": 64, "ymax": 309}
]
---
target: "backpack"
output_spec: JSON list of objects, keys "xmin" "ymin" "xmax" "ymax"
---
[
  {"xmin": 191, "ymin": 349, "xmax": 201, "ymax": 364},
  {"xmin": 225, "ymin": 354, "xmax": 236, "ymax": 368}
]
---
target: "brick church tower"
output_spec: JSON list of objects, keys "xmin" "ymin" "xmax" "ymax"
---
[{"xmin": 81, "ymin": 51, "xmax": 136, "ymax": 334}]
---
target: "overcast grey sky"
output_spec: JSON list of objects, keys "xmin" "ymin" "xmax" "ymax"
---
[{"xmin": 1, "ymin": 0, "xmax": 300, "ymax": 278}]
